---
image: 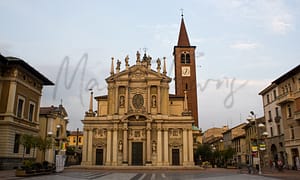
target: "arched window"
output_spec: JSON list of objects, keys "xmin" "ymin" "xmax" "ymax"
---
[
  {"xmin": 181, "ymin": 54, "xmax": 185, "ymax": 63},
  {"xmin": 186, "ymin": 54, "xmax": 190, "ymax": 63},
  {"xmin": 180, "ymin": 52, "xmax": 191, "ymax": 64}
]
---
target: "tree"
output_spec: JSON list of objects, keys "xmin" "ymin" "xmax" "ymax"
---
[
  {"xmin": 19, "ymin": 134, "xmax": 34, "ymax": 161},
  {"xmin": 195, "ymin": 144, "xmax": 213, "ymax": 162},
  {"xmin": 222, "ymin": 147, "xmax": 236, "ymax": 167},
  {"xmin": 36, "ymin": 136, "xmax": 53, "ymax": 162}
]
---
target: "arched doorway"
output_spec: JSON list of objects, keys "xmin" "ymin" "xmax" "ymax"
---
[
  {"xmin": 271, "ymin": 144, "xmax": 278, "ymax": 161},
  {"xmin": 291, "ymin": 148, "xmax": 299, "ymax": 170}
]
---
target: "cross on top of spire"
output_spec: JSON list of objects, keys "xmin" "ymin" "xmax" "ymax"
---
[{"xmin": 180, "ymin": 8, "xmax": 184, "ymax": 17}]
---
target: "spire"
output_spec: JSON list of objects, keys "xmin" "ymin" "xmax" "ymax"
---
[
  {"xmin": 177, "ymin": 16, "xmax": 190, "ymax": 46},
  {"xmin": 110, "ymin": 57, "xmax": 114, "ymax": 75},
  {"xmin": 89, "ymin": 89, "xmax": 93, "ymax": 113},
  {"xmin": 163, "ymin": 57, "xmax": 167, "ymax": 75}
]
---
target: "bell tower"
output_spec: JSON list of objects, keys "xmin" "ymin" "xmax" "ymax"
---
[{"xmin": 173, "ymin": 15, "xmax": 199, "ymax": 127}]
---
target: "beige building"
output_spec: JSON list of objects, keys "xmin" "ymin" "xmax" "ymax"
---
[
  {"xmin": 202, "ymin": 126, "xmax": 228, "ymax": 145},
  {"xmin": 0, "ymin": 55, "xmax": 53, "ymax": 169},
  {"xmin": 223, "ymin": 123, "xmax": 247, "ymax": 166},
  {"xmin": 81, "ymin": 53, "xmax": 194, "ymax": 166},
  {"xmin": 243, "ymin": 117, "xmax": 268, "ymax": 167},
  {"xmin": 37, "ymin": 105, "xmax": 69, "ymax": 163},
  {"xmin": 81, "ymin": 16, "xmax": 197, "ymax": 167},
  {"xmin": 273, "ymin": 64, "xmax": 300, "ymax": 170},
  {"xmin": 259, "ymin": 83, "xmax": 286, "ymax": 166}
]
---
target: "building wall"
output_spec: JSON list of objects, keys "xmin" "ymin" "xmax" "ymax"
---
[
  {"xmin": 275, "ymin": 69, "xmax": 300, "ymax": 169},
  {"xmin": 0, "ymin": 65, "xmax": 45, "ymax": 169}
]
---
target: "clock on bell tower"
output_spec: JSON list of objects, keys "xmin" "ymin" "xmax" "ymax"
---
[{"xmin": 173, "ymin": 15, "xmax": 199, "ymax": 127}]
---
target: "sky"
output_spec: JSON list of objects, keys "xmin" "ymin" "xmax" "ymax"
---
[{"xmin": 1, "ymin": 0, "xmax": 299, "ymax": 132}]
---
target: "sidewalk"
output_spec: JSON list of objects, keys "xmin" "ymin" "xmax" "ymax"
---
[{"xmin": 239, "ymin": 166, "xmax": 300, "ymax": 180}]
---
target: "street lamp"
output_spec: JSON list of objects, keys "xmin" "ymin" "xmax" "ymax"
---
[{"xmin": 247, "ymin": 111, "xmax": 268, "ymax": 175}]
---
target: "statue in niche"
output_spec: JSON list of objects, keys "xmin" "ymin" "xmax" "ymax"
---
[
  {"xmin": 119, "ymin": 96, "xmax": 125, "ymax": 107},
  {"xmin": 152, "ymin": 95, "xmax": 156, "ymax": 107},
  {"xmin": 119, "ymin": 140, "xmax": 123, "ymax": 151},
  {"xmin": 152, "ymin": 141, "xmax": 156, "ymax": 153}
]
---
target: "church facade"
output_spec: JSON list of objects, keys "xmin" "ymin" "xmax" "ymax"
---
[{"xmin": 81, "ymin": 16, "xmax": 198, "ymax": 166}]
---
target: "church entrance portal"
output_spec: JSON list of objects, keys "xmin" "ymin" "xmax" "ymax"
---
[
  {"xmin": 172, "ymin": 149, "xmax": 180, "ymax": 165},
  {"xmin": 132, "ymin": 142, "xmax": 143, "ymax": 165},
  {"xmin": 95, "ymin": 149, "xmax": 103, "ymax": 165}
]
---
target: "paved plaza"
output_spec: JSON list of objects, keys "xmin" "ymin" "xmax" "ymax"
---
[{"xmin": 1, "ymin": 167, "xmax": 300, "ymax": 180}]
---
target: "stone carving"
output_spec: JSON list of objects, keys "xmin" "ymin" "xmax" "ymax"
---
[
  {"xmin": 170, "ymin": 129, "xmax": 181, "ymax": 138},
  {"xmin": 94, "ymin": 128, "xmax": 106, "ymax": 138},
  {"xmin": 132, "ymin": 94, "xmax": 144, "ymax": 109},
  {"xmin": 119, "ymin": 140, "xmax": 123, "ymax": 151},
  {"xmin": 152, "ymin": 141, "xmax": 156, "ymax": 153}
]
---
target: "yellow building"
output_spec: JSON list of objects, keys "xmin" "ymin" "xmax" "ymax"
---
[
  {"xmin": 68, "ymin": 130, "xmax": 84, "ymax": 148},
  {"xmin": 0, "ymin": 55, "xmax": 53, "ymax": 169},
  {"xmin": 37, "ymin": 105, "xmax": 69, "ymax": 164}
]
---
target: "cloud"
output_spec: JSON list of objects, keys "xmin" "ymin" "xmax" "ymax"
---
[
  {"xmin": 271, "ymin": 15, "xmax": 292, "ymax": 34},
  {"xmin": 209, "ymin": 0, "xmax": 294, "ymax": 35},
  {"xmin": 230, "ymin": 42, "xmax": 259, "ymax": 50}
]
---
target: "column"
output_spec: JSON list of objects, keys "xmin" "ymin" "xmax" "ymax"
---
[
  {"xmin": 147, "ymin": 86, "xmax": 151, "ymax": 113},
  {"xmin": 188, "ymin": 129, "xmax": 194, "ymax": 165},
  {"xmin": 87, "ymin": 129, "xmax": 93, "ymax": 165},
  {"xmin": 125, "ymin": 86, "xmax": 128, "ymax": 114},
  {"xmin": 163, "ymin": 128, "xmax": 169, "ymax": 165},
  {"xmin": 81, "ymin": 129, "xmax": 88, "ymax": 165},
  {"xmin": 6, "ymin": 81, "xmax": 17, "ymax": 113},
  {"xmin": 106, "ymin": 129, "xmax": 112, "ymax": 165},
  {"xmin": 115, "ymin": 87, "xmax": 119, "ymax": 114},
  {"xmin": 112, "ymin": 125, "xmax": 118, "ymax": 165},
  {"xmin": 183, "ymin": 129, "xmax": 188, "ymax": 165},
  {"xmin": 123, "ymin": 123, "xmax": 128, "ymax": 164},
  {"xmin": 146, "ymin": 122, "xmax": 152, "ymax": 164},
  {"xmin": 157, "ymin": 86, "xmax": 161, "ymax": 114},
  {"xmin": 157, "ymin": 126, "xmax": 162, "ymax": 165}
]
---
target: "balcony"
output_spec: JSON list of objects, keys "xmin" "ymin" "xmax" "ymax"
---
[
  {"xmin": 276, "ymin": 92, "xmax": 295, "ymax": 105},
  {"xmin": 274, "ymin": 116, "xmax": 281, "ymax": 123}
]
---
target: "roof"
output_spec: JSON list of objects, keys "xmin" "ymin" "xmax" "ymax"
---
[
  {"xmin": 69, "ymin": 131, "xmax": 83, "ymax": 136},
  {"xmin": 177, "ymin": 17, "xmax": 190, "ymax": 46},
  {"xmin": 40, "ymin": 105, "xmax": 68, "ymax": 117},
  {"xmin": 259, "ymin": 83, "xmax": 276, "ymax": 95},
  {"xmin": 0, "ymin": 55, "xmax": 54, "ymax": 85},
  {"xmin": 272, "ymin": 64, "xmax": 300, "ymax": 84},
  {"xmin": 95, "ymin": 95, "xmax": 108, "ymax": 100}
]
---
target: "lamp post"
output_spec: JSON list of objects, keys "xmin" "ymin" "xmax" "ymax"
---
[
  {"xmin": 56, "ymin": 124, "xmax": 61, "ymax": 156},
  {"xmin": 47, "ymin": 131, "xmax": 55, "ymax": 164},
  {"xmin": 247, "ymin": 111, "xmax": 268, "ymax": 175}
]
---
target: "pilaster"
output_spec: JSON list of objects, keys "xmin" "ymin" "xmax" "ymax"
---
[
  {"xmin": 106, "ymin": 129, "xmax": 112, "ymax": 165},
  {"xmin": 6, "ymin": 81, "xmax": 17, "ymax": 114},
  {"xmin": 163, "ymin": 128, "xmax": 169, "ymax": 165}
]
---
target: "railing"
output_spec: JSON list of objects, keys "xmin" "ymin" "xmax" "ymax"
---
[{"xmin": 276, "ymin": 92, "xmax": 295, "ymax": 105}]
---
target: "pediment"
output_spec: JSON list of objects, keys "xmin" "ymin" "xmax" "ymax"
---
[{"xmin": 106, "ymin": 65, "xmax": 171, "ymax": 82}]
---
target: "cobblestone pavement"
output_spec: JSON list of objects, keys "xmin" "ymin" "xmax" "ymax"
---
[{"xmin": 0, "ymin": 167, "xmax": 299, "ymax": 180}]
